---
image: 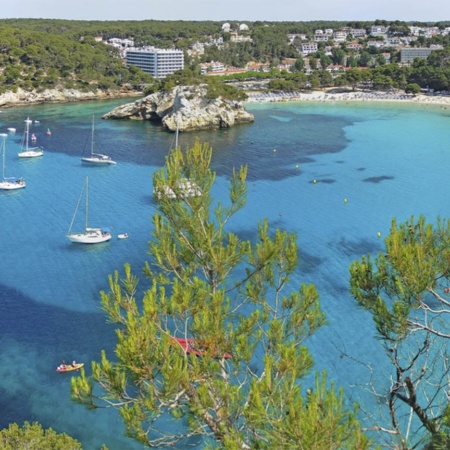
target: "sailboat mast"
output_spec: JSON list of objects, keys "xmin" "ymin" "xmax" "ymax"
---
[
  {"xmin": 1, "ymin": 134, "xmax": 6, "ymax": 179},
  {"xmin": 85, "ymin": 176, "xmax": 89, "ymax": 230},
  {"xmin": 91, "ymin": 116, "xmax": 95, "ymax": 156},
  {"xmin": 25, "ymin": 118, "xmax": 30, "ymax": 151}
]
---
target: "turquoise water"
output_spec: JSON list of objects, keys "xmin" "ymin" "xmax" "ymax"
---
[{"xmin": 1, "ymin": 98, "xmax": 450, "ymax": 448}]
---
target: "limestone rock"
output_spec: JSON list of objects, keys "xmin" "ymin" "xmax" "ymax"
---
[
  {"xmin": 102, "ymin": 85, "xmax": 254, "ymax": 132},
  {"xmin": 0, "ymin": 87, "xmax": 139, "ymax": 108}
]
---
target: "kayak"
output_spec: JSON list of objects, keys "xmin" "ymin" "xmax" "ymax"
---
[{"xmin": 56, "ymin": 363, "xmax": 84, "ymax": 372}]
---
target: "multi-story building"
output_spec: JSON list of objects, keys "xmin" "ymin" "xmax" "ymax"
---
[
  {"xmin": 299, "ymin": 42, "xmax": 318, "ymax": 55},
  {"xmin": 350, "ymin": 28, "xmax": 367, "ymax": 38},
  {"xmin": 199, "ymin": 61, "xmax": 225, "ymax": 74},
  {"xmin": 314, "ymin": 33, "xmax": 329, "ymax": 42},
  {"xmin": 125, "ymin": 47, "xmax": 184, "ymax": 79},
  {"xmin": 333, "ymin": 31, "xmax": 348, "ymax": 42},
  {"xmin": 370, "ymin": 25, "xmax": 389, "ymax": 36},
  {"xmin": 400, "ymin": 46, "xmax": 443, "ymax": 63}
]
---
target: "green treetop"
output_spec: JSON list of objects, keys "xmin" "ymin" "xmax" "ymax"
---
[
  {"xmin": 350, "ymin": 215, "xmax": 450, "ymax": 448},
  {"xmin": 72, "ymin": 140, "xmax": 369, "ymax": 449}
]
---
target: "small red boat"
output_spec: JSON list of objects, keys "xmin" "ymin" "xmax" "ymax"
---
[{"xmin": 172, "ymin": 337, "xmax": 232, "ymax": 359}]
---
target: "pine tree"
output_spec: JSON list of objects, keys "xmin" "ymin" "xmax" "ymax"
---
[{"xmin": 72, "ymin": 140, "xmax": 369, "ymax": 449}]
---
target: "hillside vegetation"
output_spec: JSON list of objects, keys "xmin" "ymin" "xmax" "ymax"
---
[{"xmin": 0, "ymin": 25, "xmax": 153, "ymax": 94}]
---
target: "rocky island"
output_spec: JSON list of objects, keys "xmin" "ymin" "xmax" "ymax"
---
[{"xmin": 102, "ymin": 85, "xmax": 254, "ymax": 132}]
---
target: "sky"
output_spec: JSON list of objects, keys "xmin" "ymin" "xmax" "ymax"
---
[{"xmin": 1, "ymin": 0, "xmax": 449, "ymax": 23}]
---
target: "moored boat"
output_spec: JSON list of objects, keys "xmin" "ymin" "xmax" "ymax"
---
[
  {"xmin": 18, "ymin": 118, "xmax": 44, "ymax": 158},
  {"xmin": 81, "ymin": 116, "xmax": 116, "ymax": 165},
  {"xmin": 0, "ymin": 133, "xmax": 26, "ymax": 190}
]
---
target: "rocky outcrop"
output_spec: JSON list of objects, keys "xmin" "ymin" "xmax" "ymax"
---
[
  {"xmin": 102, "ymin": 85, "xmax": 254, "ymax": 132},
  {"xmin": 0, "ymin": 87, "xmax": 140, "ymax": 108}
]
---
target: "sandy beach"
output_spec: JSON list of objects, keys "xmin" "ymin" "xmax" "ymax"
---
[{"xmin": 246, "ymin": 89, "xmax": 450, "ymax": 107}]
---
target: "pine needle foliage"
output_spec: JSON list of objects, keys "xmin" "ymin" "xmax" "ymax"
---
[{"xmin": 72, "ymin": 140, "xmax": 369, "ymax": 449}]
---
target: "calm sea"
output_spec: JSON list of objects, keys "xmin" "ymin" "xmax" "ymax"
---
[{"xmin": 1, "ymin": 98, "xmax": 449, "ymax": 449}]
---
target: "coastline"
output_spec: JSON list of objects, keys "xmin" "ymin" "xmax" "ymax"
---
[
  {"xmin": 246, "ymin": 89, "xmax": 450, "ymax": 107},
  {"xmin": 0, "ymin": 87, "xmax": 143, "ymax": 109}
]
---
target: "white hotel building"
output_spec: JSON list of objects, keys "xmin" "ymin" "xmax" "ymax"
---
[{"xmin": 125, "ymin": 47, "xmax": 184, "ymax": 79}]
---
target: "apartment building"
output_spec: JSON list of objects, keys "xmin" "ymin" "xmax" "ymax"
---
[
  {"xmin": 400, "ymin": 46, "xmax": 443, "ymax": 63},
  {"xmin": 300, "ymin": 42, "xmax": 318, "ymax": 55},
  {"xmin": 125, "ymin": 47, "xmax": 184, "ymax": 79}
]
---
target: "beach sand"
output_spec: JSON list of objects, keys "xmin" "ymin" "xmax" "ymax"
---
[{"xmin": 246, "ymin": 89, "xmax": 450, "ymax": 107}]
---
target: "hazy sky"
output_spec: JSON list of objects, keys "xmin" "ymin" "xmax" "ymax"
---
[{"xmin": 1, "ymin": 0, "xmax": 449, "ymax": 22}]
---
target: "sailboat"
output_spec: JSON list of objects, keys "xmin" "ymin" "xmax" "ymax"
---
[
  {"xmin": 81, "ymin": 116, "xmax": 116, "ymax": 165},
  {"xmin": 0, "ymin": 133, "xmax": 26, "ymax": 190},
  {"xmin": 67, "ymin": 176, "xmax": 112, "ymax": 244},
  {"xmin": 18, "ymin": 118, "xmax": 44, "ymax": 158}
]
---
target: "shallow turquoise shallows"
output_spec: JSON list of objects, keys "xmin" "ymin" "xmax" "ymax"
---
[{"xmin": 1, "ymin": 97, "xmax": 449, "ymax": 448}]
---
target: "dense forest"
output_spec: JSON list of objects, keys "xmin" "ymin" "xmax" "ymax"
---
[{"xmin": 1, "ymin": 18, "xmax": 450, "ymax": 96}]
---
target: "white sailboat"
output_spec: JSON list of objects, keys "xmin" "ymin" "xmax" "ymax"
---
[
  {"xmin": 0, "ymin": 133, "xmax": 26, "ymax": 190},
  {"xmin": 81, "ymin": 116, "xmax": 116, "ymax": 165},
  {"xmin": 18, "ymin": 118, "xmax": 44, "ymax": 158},
  {"xmin": 67, "ymin": 176, "xmax": 112, "ymax": 244}
]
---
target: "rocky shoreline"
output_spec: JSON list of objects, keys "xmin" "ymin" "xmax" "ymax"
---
[
  {"xmin": 0, "ymin": 85, "xmax": 255, "ymax": 133},
  {"xmin": 0, "ymin": 87, "xmax": 142, "ymax": 109}
]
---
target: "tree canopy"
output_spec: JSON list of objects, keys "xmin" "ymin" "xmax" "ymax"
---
[
  {"xmin": 71, "ymin": 140, "xmax": 369, "ymax": 449},
  {"xmin": 350, "ymin": 215, "xmax": 450, "ymax": 448},
  {"xmin": 0, "ymin": 422, "xmax": 82, "ymax": 450}
]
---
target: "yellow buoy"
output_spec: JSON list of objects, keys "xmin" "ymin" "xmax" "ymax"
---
[
  {"xmin": 344, "ymin": 198, "xmax": 348, "ymax": 203},
  {"xmin": 273, "ymin": 149, "xmax": 277, "ymax": 153},
  {"xmin": 313, "ymin": 179, "xmax": 317, "ymax": 184},
  {"xmin": 377, "ymin": 232, "xmax": 381, "ymax": 237},
  {"xmin": 295, "ymin": 164, "xmax": 299, "ymax": 170}
]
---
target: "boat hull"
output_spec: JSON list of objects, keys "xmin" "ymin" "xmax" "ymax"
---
[
  {"xmin": 18, "ymin": 150, "xmax": 44, "ymax": 158},
  {"xmin": 67, "ymin": 229, "xmax": 112, "ymax": 244},
  {"xmin": 82, "ymin": 155, "xmax": 116, "ymax": 165},
  {"xmin": 0, "ymin": 180, "xmax": 26, "ymax": 190}
]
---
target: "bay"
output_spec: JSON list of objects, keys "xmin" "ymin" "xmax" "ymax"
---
[{"xmin": 1, "ymin": 97, "xmax": 449, "ymax": 448}]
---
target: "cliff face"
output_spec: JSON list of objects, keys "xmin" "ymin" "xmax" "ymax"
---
[{"xmin": 102, "ymin": 85, "xmax": 254, "ymax": 132}]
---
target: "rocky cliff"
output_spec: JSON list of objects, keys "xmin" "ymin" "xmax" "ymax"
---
[{"xmin": 102, "ymin": 85, "xmax": 254, "ymax": 132}]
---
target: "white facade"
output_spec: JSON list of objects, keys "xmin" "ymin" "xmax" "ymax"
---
[
  {"xmin": 199, "ymin": 61, "xmax": 225, "ymax": 74},
  {"xmin": 314, "ymin": 33, "xmax": 329, "ymax": 42},
  {"xmin": 370, "ymin": 25, "xmax": 388, "ymax": 36},
  {"xmin": 300, "ymin": 42, "xmax": 318, "ymax": 55},
  {"xmin": 333, "ymin": 31, "xmax": 347, "ymax": 42},
  {"xmin": 350, "ymin": 28, "xmax": 367, "ymax": 38},
  {"xmin": 125, "ymin": 47, "xmax": 184, "ymax": 79}
]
